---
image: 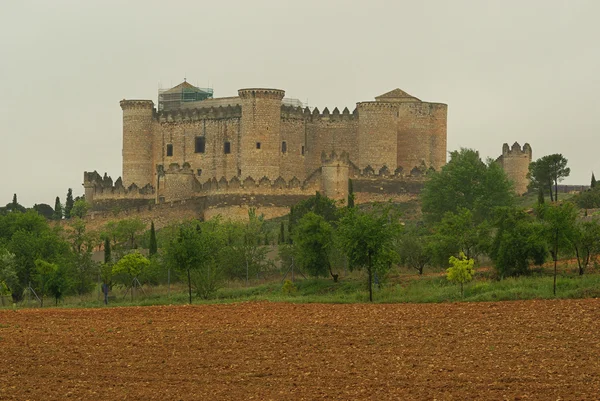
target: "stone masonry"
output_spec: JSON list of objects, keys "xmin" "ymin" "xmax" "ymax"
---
[
  {"xmin": 84, "ymin": 82, "xmax": 450, "ymax": 218},
  {"xmin": 496, "ymin": 142, "xmax": 532, "ymax": 196}
]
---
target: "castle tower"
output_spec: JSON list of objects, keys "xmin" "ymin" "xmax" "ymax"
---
[
  {"xmin": 321, "ymin": 151, "xmax": 350, "ymax": 201},
  {"xmin": 120, "ymin": 100, "xmax": 155, "ymax": 188},
  {"xmin": 238, "ymin": 88, "xmax": 285, "ymax": 180},
  {"xmin": 375, "ymin": 89, "xmax": 448, "ymax": 172},
  {"xmin": 497, "ymin": 142, "xmax": 532, "ymax": 195},
  {"xmin": 356, "ymin": 102, "xmax": 398, "ymax": 172}
]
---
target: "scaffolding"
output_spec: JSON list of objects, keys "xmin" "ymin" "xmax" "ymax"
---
[{"xmin": 158, "ymin": 81, "xmax": 214, "ymax": 112}]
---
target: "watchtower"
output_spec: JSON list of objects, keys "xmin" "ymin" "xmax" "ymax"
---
[
  {"xmin": 238, "ymin": 88, "xmax": 285, "ymax": 180},
  {"xmin": 120, "ymin": 100, "xmax": 155, "ymax": 188}
]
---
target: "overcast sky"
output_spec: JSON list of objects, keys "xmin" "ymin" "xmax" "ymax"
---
[{"xmin": 1, "ymin": 0, "xmax": 598, "ymax": 207}]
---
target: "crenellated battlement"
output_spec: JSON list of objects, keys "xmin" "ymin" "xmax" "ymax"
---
[
  {"xmin": 83, "ymin": 171, "xmax": 155, "ymax": 203},
  {"xmin": 238, "ymin": 88, "xmax": 285, "ymax": 100},
  {"xmin": 280, "ymin": 105, "xmax": 358, "ymax": 121},
  {"xmin": 120, "ymin": 99, "xmax": 154, "ymax": 110},
  {"xmin": 502, "ymin": 142, "xmax": 532, "ymax": 158},
  {"xmin": 158, "ymin": 104, "xmax": 242, "ymax": 123}
]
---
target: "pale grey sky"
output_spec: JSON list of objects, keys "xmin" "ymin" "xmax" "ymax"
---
[{"xmin": 1, "ymin": 0, "xmax": 598, "ymax": 207}]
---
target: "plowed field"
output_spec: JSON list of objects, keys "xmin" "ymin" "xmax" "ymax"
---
[{"xmin": 0, "ymin": 300, "xmax": 599, "ymax": 400}]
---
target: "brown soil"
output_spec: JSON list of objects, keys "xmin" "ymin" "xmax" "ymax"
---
[{"xmin": 0, "ymin": 300, "xmax": 599, "ymax": 400}]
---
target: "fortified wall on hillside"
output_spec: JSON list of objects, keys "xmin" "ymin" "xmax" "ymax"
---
[{"xmin": 84, "ymin": 81, "xmax": 448, "ymax": 219}]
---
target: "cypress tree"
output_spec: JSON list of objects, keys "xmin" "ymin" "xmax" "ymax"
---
[
  {"xmin": 149, "ymin": 221, "xmax": 158, "ymax": 256},
  {"xmin": 11, "ymin": 194, "xmax": 18, "ymax": 209},
  {"xmin": 53, "ymin": 196, "xmax": 63, "ymax": 220},
  {"xmin": 591, "ymin": 173, "xmax": 596, "ymax": 189},
  {"xmin": 104, "ymin": 237, "xmax": 111, "ymax": 264},
  {"xmin": 348, "ymin": 179, "xmax": 355, "ymax": 208},
  {"xmin": 279, "ymin": 221, "xmax": 285, "ymax": 244},
  {"xmin": 64, "ymin": 188, "xmax": 74, "ymax": 219}
]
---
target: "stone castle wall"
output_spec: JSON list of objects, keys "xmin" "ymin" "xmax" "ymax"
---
[{"xmin": 84, "ymin": 84, "xmax": 448, "ymax": 220}]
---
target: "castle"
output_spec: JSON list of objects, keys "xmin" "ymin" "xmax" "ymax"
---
[
  {"xmin": 81, "ymin": 81, "xmax": 532, "ymax": 220},
  {"xmin": 84, "ymin": 81, "xmax": 448, "ymax": 219}
]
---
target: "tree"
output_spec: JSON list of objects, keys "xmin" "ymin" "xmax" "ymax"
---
[
  {"xmin": 34, "ymin": 259, "xmax": 58, "ymax": 307},
  {"xmin": 112, "ymin": 252, "xmax": 150, "ymax": 299},
  {"xmin": 431, "ymin": 208, "xmax": 489, "ymax": 264},
  {"xmin": 293, "ymin": 212, "xmax": 338, "ymax": 281},
  {"xmin": 64, "ymin": 189, "xmax": 74, "ymax": 219},
  {"xmin": 397, "ymin": 224, "xmax": 431, "ymax": 275},
  {"xmin": 591, "ymin": 172, "xmax": 597, "ymax": 189},
  {"xmin": 104, "ymin": 237, "xmax": 111, "ymax": 264},
  {"xmin": 164, "ymin": 221, "xmax": 226, "ymax": 303},
  {"xmin": 446, "ymin": 252, "xmax": 475, "ymax": 298},
  {"xmin": 528, "ymin": 154, "xmax": 570, "ymax": 202},
  {"xmin": 539, "ymin": 202, "xmax": 578, "ymax": 295},
  {"xmin": 221, "ymin": 210, "xmax": 271, "ymax": 284},
  {"xmin": 571, "ymin": 219, "xmax": 600, "ymax": 276},
  {"xmin": 289, "ymin": 192, "xmax": 339, "ymax": 236},
  {"xmin": 6, "ymin": 194, "xmax": 26, "ymax": 213},
  {"xmin": 489, "ymin": 208, "xmax": 547, "ymax": 278},
  {"xmin": 278, "ymin": 221, "xmax": 285, "ymax": 244},
  {"xmin": 33, "ymin": 204, "xmax": 54, "ymax": 220},
  {"xmin": 115, "ymin": 218, "xmax": 146, "ymax": 249},
  {"xmin": 421, "ymin": 148, "xmax": 514, "ymax": 223},
  {"xmin": 348, "ymin": 179, "xmax": 355, "ymax": 208},
  {"xmin": 70, "ymin": 199, "xmax": 90, "ymax": 218},
  {"xmin": 53, "ymin": 197, "xmax": 63, "ymax": 220},
  {"xmin": 149, "ymin": 222, "xmax": 158, "ymax": 257},
  {"xmin": 337, "ymin": 205, "xmax": 400, "ymax": 301},
  {"xmin": 0, "ymin": 249, "xmax": 18, "ymax": 304}
]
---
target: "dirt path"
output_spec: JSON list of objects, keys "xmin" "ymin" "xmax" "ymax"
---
[{"xmin": 0, "ymin": 300, "xmax": 598, "ymax": 400}]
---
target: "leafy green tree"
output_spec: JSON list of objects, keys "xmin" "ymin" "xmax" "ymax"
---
[
  {"xmin": 293, "ymin": 212, "xmax": 338, "ymax": 281},
  {"xmin": 421, "ymin": 148, "xmax": 514, "ymax": 223},
  {"xmin": 591, "ymin": 173, "xmax": 597, "ymax": 189},
  {"xmin": 348, "ymin": 179, "xmax": 355, "ymax": 208},
  {"xmin": 6, "ymin": 194, "xmax": 26, "ymax": 213},
  {"xmin": 397, "ymin": 224, "xmax": 431, "ymax": 275},
  {"xmin": 337, "ymin": 205, "xmax": 401, "ymax": 301},
  {"xmin": 528, "ymin": 154, "xmax": 570, "ymax": 202},
  {"xmin": 53, "ymin": 197, "xmax": 63, "ymax": 220},
  {"xmin": 46, "ymin": 263, "xmax": 70, "ymax": 306},
  {"xmin": 539, "ymin": 202, "xmax": 578, "ymax": 295},
  {"xmin": 431, "ymin": 208, "xmax": 490, "ymax": 265},
  {"xmin": 489, "ymin": 208, "xmax": 547, "ymax": 278},
  {"xmin": 33, "ymin": 204, "xmax": 54, "ymax": 220},
  {"xmin": 116, "ymin": 218, "xmax": 146, "ymax": 249},
  {"xmin": 289, "ymin": 192, "xmax": 339, "ymax": 237},
  {"xmin": 221, "ymin": 211, "xmax": 271, "ymax": 284},
  {"xmin": 0, "ymin": 249, "xmax": 18, "ymax": 304},
  {"xmin": 70, "ymin": 199, "xmax": 90, "ymax": 218},
  {"xmin": 34, "ymin": 259, "xmax": 58, "ymax": 307},
  {"xmin": 575, "ymin": 186, "xmax": 600, "ymax": 209},
  {"xmin": 112, "ymin": 252, "xmax": 150, "ymax": 299},
  {"xmin": 164, "ymin": 220, "xmax": 226, "ymax": 303},
  {"xmin": 446, "ymin": 252, "xmax": 475, "ymax": 298},
  {"xmin": 571, "ymin": 219, "xmax": 600, "ymax": 276},
  {"xmin": 149, "ymin": 221, "xmax": 158, "ymax": 257},
  {"xmin": 67, "ymin": 218, "xmax": 99, "ymax": 295},
  {"xmin": 3, "ymin": 211, "xmax": 71, "ymax": 301},
  {"xmin": 64, "ymin": 189, "xmax": 74, "ymax": 219}
]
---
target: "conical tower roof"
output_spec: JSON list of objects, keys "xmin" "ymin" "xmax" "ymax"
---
[{"xmin": 375, "ymin": 88, "xmax": 421, "ymax": 102}]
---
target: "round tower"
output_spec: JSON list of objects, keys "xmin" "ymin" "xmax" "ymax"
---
[
  {"xmin": 238, "ymin": 88, "xmax": 285, "ymax": 180},
  {"xmin": 120, "ymin": 100, "xmax": 155, "ymax": 188},
  {"xmin": 396, "ymin": 102, "xmax": 448, "ymax": 173},
  {"xmin": 500, "ymin": 142, "xmax": 532, "ymax": 196},
  {"xmin": 356, "ymin": 102, "xmax": 397, "ymax": 172}
]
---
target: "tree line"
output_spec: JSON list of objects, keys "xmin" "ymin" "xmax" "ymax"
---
[{"xmin": 1, "ymin": 148, "xmax": 598, "ymax": 304}]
